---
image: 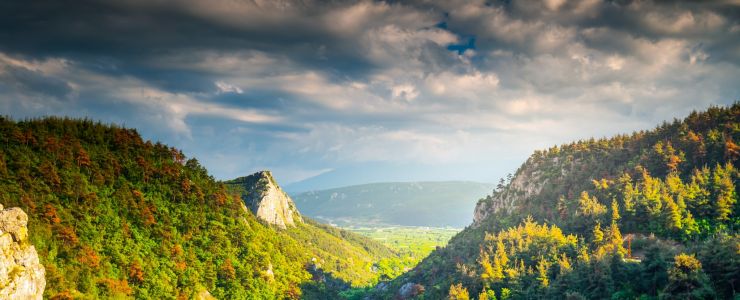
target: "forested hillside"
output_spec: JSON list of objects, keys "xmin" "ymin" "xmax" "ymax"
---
[
  {"xmin": 292, "ymin": 182, "xmax": 494, "ymax": 227},
  {"xmin": 0, "ymin": 117, "xmax": 396, "ymax": 299},
  {"xmin": 375, "ymin": 104, "xmax": 739, "ymax": 299}
]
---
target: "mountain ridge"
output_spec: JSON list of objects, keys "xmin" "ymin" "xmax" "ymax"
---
[
  {"xmin": 373, "ymin": 103, "xmax": 739, "ymax": 299},
  {"xmin": 292, "ymin": 181, "xmax": 495, "ymax": 228},
  {"xmin": 0, "ymin": 117, "xmax": 397, "ymax": 299}
]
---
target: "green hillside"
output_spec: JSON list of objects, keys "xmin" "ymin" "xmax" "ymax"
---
[
  {"xmin": 0, "ymin": 117, "xmax": 396, "ymax": 299},
  {"xmin": 372, "ymin": 104, "xmax": 739, "ymax": 299},
  {"xmin": 292, "ymin": 182, "xmax": 494, "ymax": 228}
]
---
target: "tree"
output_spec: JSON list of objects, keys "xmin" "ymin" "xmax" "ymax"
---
[
  {"xmin": 697, "ymin": 234, "xmax": 739, "ymax": 298},
  {"xmin": 619, "ymin": 173, "xmax": 636, "ymax": 214},
  {"xmin": 592, "ymin": 222, "xmax": 604, "ymax": 245},
  {"xmin": 76, "ymin": 147, "xmax": 91, "ymax": 168},
  {"xmin": 605, "ymin": 222, "xmax": 625, "ymax": 256},
  {"xmin": 448, "ymin": 283, "xmax": 470, "ymax": 300},
  {"xmin": 578, "ymin": 191, "xmax": 607, "ymax": 217},
  {"xmin": 557, "ymin": 253, "xmax": 572, "ymax": 276},
  {"xmin": 664, "ymin": 196, "xmax": 682, "ymax": 232},
  {"xmin": 712, "ymin": 163, "xmax": 736, "ymax": 222},
  {"xmin": 661, "ymin": 254, "xmax": 715, "ymax": 299},
  {"xmin": 128, "ymin": 261, "xmax": 144, "ymax": 284},
  {"xmin": 495, "ymin": 238, "xmax": 509, "ymax": 267},
  {"xmin": 536, "ymin": 257, "xmax": 549, "ymax": 288},
  {"xmin": 610, "ymin": 199, "xmax": 620, "ymax": 223},
  {"xmin": 478, "ymin": 289, "xmax": 497, "ymax": 300},
  {"xmin": 642, "ymin": 246, "xmax": 669, "ymax": 296},
  {"xmin": 480, "ymin": 251, "xmax": 501, "ymax": 283},
  {"xmin": 499, "ymin": 288, "xmax": 511, "ymax": 300}
]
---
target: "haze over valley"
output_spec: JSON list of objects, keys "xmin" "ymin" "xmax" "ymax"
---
[{"xmin": 1, "ymin": 0, "xmax": 739, "ymax": 299}]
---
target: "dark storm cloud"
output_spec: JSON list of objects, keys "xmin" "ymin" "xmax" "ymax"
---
[
  {"xmin": 0, "ymin": 0, "xmax": 738, "ymax": 184},
  {"xmin": 0, "ymin": 63, "xmax": 72, "ymax": 99},
  {"xmin": 0, "ymin": 0, "xmax": 446, "ymax": 86}
]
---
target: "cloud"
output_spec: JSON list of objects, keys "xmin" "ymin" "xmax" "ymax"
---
[
  {"xmin": 215, "ymin": 81, "xmax": 243, "ymax": 94},
  {"xmin": 0, "ymin": 0, "xmax": 738, "ymax": 184}
]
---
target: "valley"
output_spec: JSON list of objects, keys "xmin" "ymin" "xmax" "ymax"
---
[
  {"xmin": 3, "ymin": 1, "xmax": 740, "ymax": 299},
  {"xmin": 2, "ymin": 103, "xmax": 737, "ymax": 299},
  {"xmin": 292, "ymin": 181, "xmax": 494, "ymax": 228}
]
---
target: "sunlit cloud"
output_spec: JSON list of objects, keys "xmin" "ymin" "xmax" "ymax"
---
[{"xmin": 0, "ymin": 0, "xmax": 738, "ymax": 186}]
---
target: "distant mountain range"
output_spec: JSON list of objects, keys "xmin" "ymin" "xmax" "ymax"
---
[
  {"xmin": 291, "ymin": 181, "xmax": 495, "ymax": 228},
  {"xmin": 281, "ymin": 162, "xmax": 510, "ymax": 194}
]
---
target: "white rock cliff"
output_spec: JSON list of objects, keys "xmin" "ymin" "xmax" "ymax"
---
[
  {"xmin": 228, "ymin": 171, "xmax": 302, "ymax": 229},
  {"xmin": 0, "ymin": 204, "xmax": 45, "ymax": 299}
]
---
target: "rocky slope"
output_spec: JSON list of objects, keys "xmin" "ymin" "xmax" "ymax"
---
[
  {"xmin": 226, "ymin": 171, "xmax": 302, "ymax": 229},
  {"xmin": 0, "ymin": 204, "xmax": 45, "ymax": 299},
  {"xmin": 473, "ymin": 156, "xmax": 569, "ymax": 225}
]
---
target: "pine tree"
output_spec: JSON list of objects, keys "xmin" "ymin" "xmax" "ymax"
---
[
  {"xmin": 712, "ymin": 163, "xmax": 736, "ymax": 222},
  {"xmin": 592, "ymin": 222, "xmax": 604, "ymax": 245},
  {"xmin": 607, "ymin": 222, "xmax": 625, "ymax": 256},
  {"xmin": 557, "ymin": 253, "xmax": 572, "ymax": 275},
  {"xmin": 611, "ymin": 199, "xmax": 620, "ymax": 223},
  {"xmin": 662, "ymin": 254, "xmax": 715, "ymax": 299},
  {"xmin": 578, "ymin": 191, "xmax": 607, "ymax": 217},
  {"xmin": 536, "ymin": 257, "xmax": 550, "ymax": 288},
  {"xmin": 619, "ymin": 173, "xmax": 636, "ymax": 214},
  {"xmin": 478, "ymin": 289, "xmax": 497, "ymax": 300},
  {"xmin": 491, "ymin": 256, "xmax": 505, "ymax": 283},
  {"xmin": 664, "ymin": 195, "xmax": 682, "ymax": 232},
  {"xmin": 448, "ymin": 283, "xmax": 470, "ymax": 300},
  {"xmin": 495, "ymin": 238, "xmax": 509, "ymax": 267}
]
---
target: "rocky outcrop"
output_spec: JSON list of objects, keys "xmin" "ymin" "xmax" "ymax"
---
[
  {"xmin": 0, "ymin": 204, "xmax": 45, "ymax": 299},
  {"xmin": 226, "ymin": 171, "xmax": 302, "ymax": 229},
  {"xmin": 473, "ymin": 156, "xmax": 569, "ymax": 226},
  {"xmin": 398, "ymin": 282, "xmax": 425, "ymax": 299}
]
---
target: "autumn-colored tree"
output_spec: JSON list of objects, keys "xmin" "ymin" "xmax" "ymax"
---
[
  {"xmin": 128, "ymin": 261, "xmax": 144, "ymax": 284},
  {"xmin": 44, "ymin": 204, "xmax": 61, "ymax": 224},
  {"xmin": 78, "ymin": 245, "xmax": 101, "ymax": 268},
  {"xmin": 38, "ymin": 161, "xmax": 61, "ymax": 188},
  {"xmin": 56, "ymin": 226, "xmax": 79, "ymax": 245},
  {"xmin": 219, "ymin": 259, "xmax": 236, "ymax": 280},
  {"xmin": 49, "ymin": 291, "xmax": 74, "ymax": 300},
  {"xmin": 448, "ymin": 283, "xmax": 470, "ymax": 300},
  {"xmin": 98, "ymin": 278, "xmax": 133, "ymax": 296},
  {"xmin": 76, "ymin": 147, "xmax": 91, "ymax": 168},
  {"xmin": 141, "ymin": 205, "xmax": 156, "ymax": 226}
]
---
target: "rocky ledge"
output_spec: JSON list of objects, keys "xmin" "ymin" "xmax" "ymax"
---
[{"xmin": 0, "ymin": 204, "xmax": 45, "ymax": 299}]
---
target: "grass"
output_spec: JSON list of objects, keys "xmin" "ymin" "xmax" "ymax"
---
[{"xmin": 345, "ymin": 226, "xmax": 460, "ymax": 261}]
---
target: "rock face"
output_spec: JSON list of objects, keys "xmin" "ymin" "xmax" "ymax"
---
[
  {"xmin": 0, "ymin": 204, "xmax": 45, "ymax": 299},
  {"xmin": 473, "ymin": 156, "xmax": 569, "ymax": 226},
  {"xmin": 398, "ymin": 282, "xmax": 424, "ymax": 299},
  {"xmin": 226, "ymin": 171, "xmax": 302, "ymax": 229}
]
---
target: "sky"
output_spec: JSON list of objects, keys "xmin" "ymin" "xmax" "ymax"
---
[{"xmin": 1, "ymin": 0, "xmax": 739, "ymax": 191}]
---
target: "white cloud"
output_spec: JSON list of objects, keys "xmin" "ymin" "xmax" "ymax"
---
[
  {"xmin": 2, "ymin": 0, "xmax": 739, "ymax": 182},
  {"xmin": 391, "ymin": 84, "xmax": 419, "ymax": 102},
  {"xmin": 215, "ymin": 81, "xmax": 243, "ymax": 94}
]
